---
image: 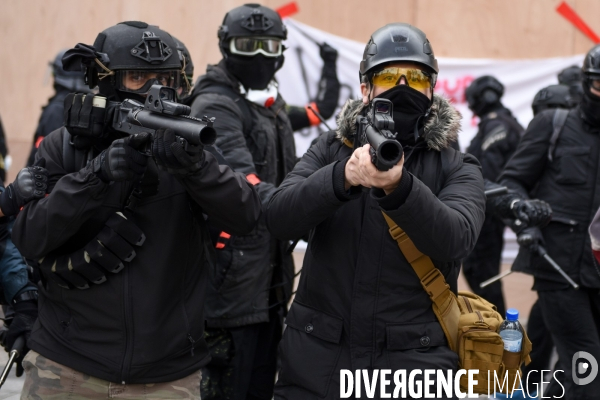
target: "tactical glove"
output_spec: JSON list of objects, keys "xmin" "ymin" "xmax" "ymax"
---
[
  {"xmin": 517, "ymin": 227, "xmax": 545, "ymax": 253},
  {"xmin": 0, "ymin": 159, "xmax": 48, "ymax": 217},
  {"xmin": 63, "ymin": 93, "xmax": 111, "ymax": 138},
  {"xmin": 511, "ymin": 199, "xmax": 552, "ymax": 227},
  {"xmin": 2, "ymin": 295, "xmax": 38, "ymax": 377},
  {"xmin": 92, "ymin": 133, "xmax": 150, "ymax": 182},
  {"xmin": 152, "ymin": 128, "xmax": 204, "ymax": 175}
]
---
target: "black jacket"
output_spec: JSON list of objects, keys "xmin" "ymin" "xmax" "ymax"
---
[
  {"xmin": 467, "ymin": 106, "xmax": 523, "ymax": 183},
  {"xmin": 27, "ymin": 89, "xmax": 70, "ymax": 166},
  {"xmin": 500, "ymin": 107, "xmax": 600, "ymax": 289},
  {"xmin": 267, "ymin": 96, "xmax": 486, "ymax": 399},
  {"xmin": 12, "ymin": 127, "xmax": 261, "ymax": 384},
  {"xmin": 189, "ymin": 62, "xmax": 297, "ymax": 328}
]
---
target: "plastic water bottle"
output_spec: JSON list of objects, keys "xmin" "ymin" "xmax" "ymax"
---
[{"xmin": 499, "ymin": 308, "xmax": 523, "ymax": 352}]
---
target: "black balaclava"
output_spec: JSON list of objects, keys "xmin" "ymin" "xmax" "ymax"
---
[
  {"xmin": 375, "ymin": 84, "xmax": 431, "ymax": 144},
  {"xmin": 226, "ymin": 54, "xmax": 281, "ymax": 90},
  {"xmin": 581, "ymin": 78, "xmax": 600, "ymax": 128}
]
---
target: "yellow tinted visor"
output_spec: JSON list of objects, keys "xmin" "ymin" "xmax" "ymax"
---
[{"xmin": 372, "ymin": 67, "xmax": 432, "ymax": 90}]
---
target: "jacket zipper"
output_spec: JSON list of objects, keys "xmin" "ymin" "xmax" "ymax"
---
[{"xmin": 119, "ymin": 264, "xmax": 134, "ymax": 383}]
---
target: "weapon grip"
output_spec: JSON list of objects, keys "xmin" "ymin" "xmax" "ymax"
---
[{"xmin": 11, "ymin": 335, "xmax": 25, "ymax": 357}]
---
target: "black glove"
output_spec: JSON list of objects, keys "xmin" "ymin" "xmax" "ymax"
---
[
  {"xmin": 517, "ymin": 227, "xmax": 545, "ymax": 253},
  {"xmin": 63, "ymin": 93, "xmax": 109, "ymax": 138},
  {"xmin": 0, "ymin": 158, "xmax": 48, "ymax": 217},
  {"xmin": 152, "ymin": 128, "xmax": 204, "ymax": 175},
  {"xmin": 3, "ymin": 297, "xmax": 38, "ymax": 377},
  {"xmin": 511, "ymin": 199, "xmax": 553, "ymax": 228},
  {"xmin": 319, "ymin": 42, "xmax": 338, "ymax": 64},
  {"xmin": 92, "ymin": 133, "xmax": 150, "ymax": 182}
]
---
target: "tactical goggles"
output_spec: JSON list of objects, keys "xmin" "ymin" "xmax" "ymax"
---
[
  {"xmin": 371, "ymin": 67, "xmax": 435, "ymax": 91},
  {"xmin": 229, "ymin": 37, "xmax": 283, "ymax": 57},
  {"xmin": 117, "ymin": 69, "xmax": 182, "ymax": 94}
]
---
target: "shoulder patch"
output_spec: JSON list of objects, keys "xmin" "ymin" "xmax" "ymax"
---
[{"xmin": 481, "ymin": 124, "xmax": 508, "ymax": 151}]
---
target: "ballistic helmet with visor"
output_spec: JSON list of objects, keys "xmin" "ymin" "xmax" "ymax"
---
[
  {"xmin": 532, "ymin": 84, "xmax": 574, "ymax": 115},
  {"xmin": 70, "ymin": 21, "xmax": 183, "ymax": 100},
  {"xmin": 359, "ymin": 23, "xmax": 438, "ymax": 90},
  {"xmin": 218, "ymin": 4, "xmax": 286, "ymax": 58}
]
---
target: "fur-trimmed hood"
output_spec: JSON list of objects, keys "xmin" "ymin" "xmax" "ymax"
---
[{"xmin": 336, "ymin": 94, "xmax": 461, "ymax": 151}]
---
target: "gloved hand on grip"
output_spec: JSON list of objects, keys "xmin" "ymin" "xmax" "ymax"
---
[
  {"xmin": 152, "ymin": 128, "xmax": 204, "ymax": 175},
  {"xmin": 2, "ymin": 294, "xmax": 38, "ymax": 377},
  {"xmin": 511, "ymin": 199, "xmax": 552, "ymax": 228},
  {"xmin": 517, "ymin": 227, "xmax": 545, "ymax": 253},
  {"xmin": 63, "ymin": 93, "xmax": 111, "ymax": 139},
  {"xmin": 0, "ymin": 158, "xmax": 49, "ymax": 217},
  {"xmin": 92, "ymin": 133, "xmax": 150, "ymax": 182}
]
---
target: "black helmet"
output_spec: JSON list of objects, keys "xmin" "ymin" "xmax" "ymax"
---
[
  {"xmin": 359, "ymin": 23, "xmax": 438, "ymax": 82},
  {"xmin": 52, "ymin": 49, "xmax": 91, "ymax": 93},
  {"xmin": 581, "ymin": 44, "xmax": 600, "ymax": 101},
  {"xmin": 173, "ymin": 37, "xmax": 194, "ymax": 98},
  {"xmin": 63, "ymin": 21, "xmax": 182, "ymax": 100},
  {"xmin": 465, "ymin": 76, "xmax": 504, "ymax": 116},
  {"xmin": 531, "ymin": 84, "xmax": 574, "ymax": 115},
  {"xmin": 583, "ymin": 44, "xmax": 600, "ymax": 76},
  {"xmin": 558, "ymin": 65, "xmax": 583, "ymax": 86},
  {"xmin": 218, "ymin": 3, "xmax": 286, "ymax": 48}
]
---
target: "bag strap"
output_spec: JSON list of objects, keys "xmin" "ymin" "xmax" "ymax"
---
[
  {"xmin": 547, "ymin": 108, "xmax": 569, "ymax": 162},
  {"xmin": 381, "ymin": 211, "xmax": 460, "ymax": 351}
]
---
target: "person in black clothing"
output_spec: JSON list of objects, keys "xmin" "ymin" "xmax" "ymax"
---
[
  {"xmin": 0, "ymin": 116, "xmax": 9, "ymax": 182},
  {"xmin": 499, "ymin": 44, "xmax": 600, "ymax": 399},
  {"xmin": 188, "ymin": 5, "xmax": 298, "ymax": 399},
  {"xmin": 462, "ymin": 76, "xmax": 523, "ymax": 317},
  {"xmin": 0, "ymin": 163, "xmax": 49, "ymax": 375},
  {"xmin": 26, "ymin": 49, "xmax": 91, "ymax": 167},
  {"xmin": 266, "ymin": 23, "xmax": 485, "ymax": 399},
  {"xmin": 11, "ymin": 21, "xmax": 261, "ymax": 399}
]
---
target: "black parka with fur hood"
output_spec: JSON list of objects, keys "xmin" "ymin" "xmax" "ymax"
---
[{"xmin": 266, "ymin": 95, "xmax": 486, "ymax": 399}]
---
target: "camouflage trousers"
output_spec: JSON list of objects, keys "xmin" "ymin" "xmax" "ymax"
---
[{"xmin": 21, "ymin": 351, "xmax": 201, "ymax": 399}]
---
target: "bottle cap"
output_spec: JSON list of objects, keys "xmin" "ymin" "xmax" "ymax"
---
[{"xmin": 506, "ymin": 308, "xmax": 519, "ymax": 321}]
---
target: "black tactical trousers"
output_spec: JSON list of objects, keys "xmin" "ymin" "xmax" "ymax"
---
[
  {"xmin": 201, "ymin": 306, "xmax": 283, "ymax": 400},
  {"xmin": 462, "ymin": 215, "xmax": 506, "ymax": 317},
  {"xmin": 538, "ymin": 287, "xmax": 600, "ymax": 399}
]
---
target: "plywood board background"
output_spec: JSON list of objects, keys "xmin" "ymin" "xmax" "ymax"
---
[{"xmin": 1, "ymin": 0, "xmax": 599, "ymax": 179}]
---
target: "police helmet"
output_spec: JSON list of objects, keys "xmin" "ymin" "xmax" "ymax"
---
[
  {"xmin": 359, "ymin": 23, "xmax": 438, "ymax": 87},
  {"xmin": 582, "ymin": 44, "xmax": 600, "ymax": 99},
  {"xmin": 531, "ymin": 84, "xmax": 574, "ymax": 115},
  {"xmin": 52, "ymin": 49, "xmax": 91, "ymax": 93},
  {"xmin": 465, "ymin": 76, "xmax": 504, "ymax": 116},
  {"xmin": 218, "ymin": 4, "xmax": 287, "ymax": 56},
  {"xmin": 63, "ymin": 21, "xmax": 182, "ymax": 100}
]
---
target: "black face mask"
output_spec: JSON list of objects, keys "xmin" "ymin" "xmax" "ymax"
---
[
  {"xmin": 226, "ymin": 54, "xmax": 282, "ymax": 90},
  {"xmin": 375, "ymin": 84, "xmax": 431, "ymax": 143},
  {"xmin": 581, "ymin": 84, "xmax": 600, "ymax": 128}
]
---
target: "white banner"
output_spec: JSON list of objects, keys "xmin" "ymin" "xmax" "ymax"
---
[{"xmin": 277, "ymin": 18, "xmax": 584, "ymax": 156}]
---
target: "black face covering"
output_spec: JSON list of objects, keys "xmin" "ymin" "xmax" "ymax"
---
[
  {"xmin": 226, "ymin": 54, "xmax": 282, "ymax": 90},
  {"xmin": 581, "ymin": 84, "xmax": 600, "ymax": 128},
  {"xmin": 375, "ymin": 84, "xmax": 431, "ymax": 143}
]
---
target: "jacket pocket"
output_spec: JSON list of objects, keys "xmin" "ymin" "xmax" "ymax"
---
[
  {"xmin": 386, "ymin": 321, "xmax": 447, "ymax": 351},
  {"xmin": 279, "ymin": 301, "xmax": 343, "ymax": 398},
  {"xmin": 385, "ymin": 321, "xmax": 458, "ymax": 371},
  {"xmin": 555, "ymin": 147, "xmax": 590, "ymax": 185},
  {"xmin": 539, "ymin": 217, "xmax": 579, "ymax": 276}
]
